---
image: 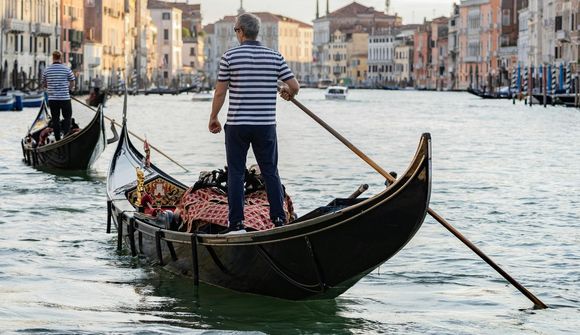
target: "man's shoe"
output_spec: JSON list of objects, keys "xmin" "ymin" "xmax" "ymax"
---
[
  {"xmin": 272, "ymin": 217, "xmax": 285, "ymax": 228},
  {"xmin": 219, "ymin": 221, "xmax": 245, "ymax": 234}
]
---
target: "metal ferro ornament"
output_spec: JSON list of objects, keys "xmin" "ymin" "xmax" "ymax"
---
[{"xmin": 136, "ymin": 167, "xmax": 145, "ymax": 206}]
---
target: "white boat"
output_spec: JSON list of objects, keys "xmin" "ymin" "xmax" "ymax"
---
[
  {"xmin": 325, "ymin": 86, "xmax": 348, "ymax": 100},
  {"xmin": 191, "ymin": 92, "xmax": 213, "ymax": 102}
]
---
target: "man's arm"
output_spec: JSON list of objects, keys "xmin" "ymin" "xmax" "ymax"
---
[
  {"xmin": 68, "ymin": 69, "xmax": 76, "ymax": 92},
  {"xmin": 41, "ymin": 70, "xmax": 47, "ymax": 89},
  {"xmin": 208, "ymin": 81, "xmax": 228, "ymax": 133},
  {"xmin": 280, "ymin": 78, "xmax": 300, "ymax": 101}
]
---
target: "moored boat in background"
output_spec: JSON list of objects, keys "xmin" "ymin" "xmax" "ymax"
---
[
  {"xmin": 0, "ymin": 94, "xmax": 15, "ymax": 111},
  {"xmin": 22, "ymin": 92, "xmax": 45, "ymax": 108}
]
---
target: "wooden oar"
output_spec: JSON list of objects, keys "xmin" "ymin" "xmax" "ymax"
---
[
  {"xmin": 71, "ymin": 95, "xmax": 190, "ymax": 172},
  {"xmin": 286, "ymin": 95, "xmax": 548, "ymax": 309}
]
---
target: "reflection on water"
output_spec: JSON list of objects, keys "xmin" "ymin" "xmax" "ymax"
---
[
  {"xmin": 142, "ymin": 270, "xmax": 358, "ymax": 334},
  {"xmin": 0, "ymin": 90, "xmax": 579, "ymax": 334}
]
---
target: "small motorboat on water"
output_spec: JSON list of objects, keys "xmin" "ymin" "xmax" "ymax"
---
[{"xmin": 325, "ymin": 86, "xmax": 348, "ymax": 100}]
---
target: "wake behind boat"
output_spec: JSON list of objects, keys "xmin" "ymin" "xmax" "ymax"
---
[
  {"xmin": 106, "ymin": 111, "xmax": 432, "ymax": 300},
  {"xmin": 21, "ymin": 98, "xmax": 115, "ymax": 170}
]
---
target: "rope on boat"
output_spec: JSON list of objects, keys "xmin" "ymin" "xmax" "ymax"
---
[{"xmin": 256, "ymin": 245, "xmax": 324, "ymax": 294}]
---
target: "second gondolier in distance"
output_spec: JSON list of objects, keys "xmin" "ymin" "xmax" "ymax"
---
[{"xmin": 208, "ymin": 12, "xmax": 300, "ymax": 233}]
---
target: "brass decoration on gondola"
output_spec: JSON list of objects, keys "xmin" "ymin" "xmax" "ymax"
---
[{"xmin": 136, "ymin": 167, "xmax": 145, "ymax": 206}]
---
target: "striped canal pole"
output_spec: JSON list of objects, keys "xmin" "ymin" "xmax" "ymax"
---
[
  {"xmin": 551, "ymin": 65, "xmax": 557, "ymax": 104},
  {"xmin": 566, "ymin": 63, "xmax": 572, "ymax": 94},
  {"xmin": 511, "ymin": 68, "xmax": 517, "ymax": 104},
  {"xmin": 523, "ymin": 66, "xmax": 528, "ymax": 103}
]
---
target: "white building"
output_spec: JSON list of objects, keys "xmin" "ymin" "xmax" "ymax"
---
[
  {"xmin": 517, "ymin": 7, "xmax": 530, "ymax": 66},
  {"xmin": 205, "ymin": 12, "xmax": 313, "ymax": 85},
  {"xmin": 527, "ymin": 0, "xmax": 556, "ymax": 68},
  {"xmin": 0, "ymin": 0, "xmax": 61, "ymax": 89},
  {"xmin": 149, "ymin": 3, "xmax": 183, "ymax": 87},
  {"xmin": 368, "ymin": 27, "xmax": 400, "ymax": 86}
]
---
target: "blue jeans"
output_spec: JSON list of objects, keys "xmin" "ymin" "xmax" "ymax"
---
[{"xmin": 224, "ymin": 124, "xmax": 286, "ymax": 224}]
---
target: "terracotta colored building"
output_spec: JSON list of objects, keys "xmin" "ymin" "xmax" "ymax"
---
[
  {"xmin": 83, "ymin": 0, "xmax": 127, "ymax": 87},
  {"xmin": 413, "ymin": 21, "xmax": 431, "ymax": 89},
  {"xmin": 457, "ymin": 0, "xmax": 501, "ymax": 90},
  {"xmin": 61, "ymin": 0, "xmax": 83, "ymax": 75}
]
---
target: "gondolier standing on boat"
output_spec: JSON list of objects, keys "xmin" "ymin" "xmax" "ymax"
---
[
  {"xmin": 42, "ymin": 50, "xmax": 75, "ymax": 141},
  {"xmin": 208, "ymin": 13, "xmax": 300, "ymax": 232}
]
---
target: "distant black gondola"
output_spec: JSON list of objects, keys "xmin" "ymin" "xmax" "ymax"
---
[
  {"xmin": 21, "ymin": 99, "xmax": 110, "ymax": 170},
  {"xmin": 467, "ymin": 87, "xmax": 504, "ymax": 99},
  {"xmin": 106, "ymin": 115, "xmax": 432, "ymax": 300}
]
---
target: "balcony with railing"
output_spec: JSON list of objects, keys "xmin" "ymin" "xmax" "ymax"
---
[
  {"xmin": 35, "ymin": 23, "xmax": 54, "ymax": 36},
  {"xmin": 4, "ymin": 18, "xmax": 28, "ymax": 33},
  {"xmin": 556, "ymin": 30, "xmax": 570, "ymax": 42}
]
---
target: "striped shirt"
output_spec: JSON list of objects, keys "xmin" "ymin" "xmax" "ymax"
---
[
  {"xmin": 218, "ymin": 40, "xmax": 294, "ymax": 126},
  {"xmin": 42, "ymin": 63, "xmax": 75, "ymax": 101}
]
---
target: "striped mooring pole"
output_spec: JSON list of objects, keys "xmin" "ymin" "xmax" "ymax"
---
[
  {"xmin": 511, "ymin": 68, "xmax": 517, "ymax": 104},
  {"xmin": 566, "ymin": 63, "xmax": 572, "ymax": 94},
  {"xmin": 523, "ymin": 66, "xmax": 528, "ymax": 104}
]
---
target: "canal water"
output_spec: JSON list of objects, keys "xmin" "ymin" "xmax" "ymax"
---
[{"xmin": 0, "ymin": 89, "xmax": 578, "ymax": 334}]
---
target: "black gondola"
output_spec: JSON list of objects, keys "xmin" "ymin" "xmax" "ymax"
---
[
  {"xmin": 106, "ymin": 116, "xmax": 432, "ymax": 300},
  {"xmin": 21, "ymin": 99, "xmax": 109, "ymax": 170},
  {"xmin": 467, "ymin": 87, "xmax": 503, "ymax": 99}
]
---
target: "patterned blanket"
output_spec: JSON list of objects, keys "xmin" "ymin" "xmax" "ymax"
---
[{"xmin": 178, "ymin": 187, "xmax": 294, "ymax": 232}]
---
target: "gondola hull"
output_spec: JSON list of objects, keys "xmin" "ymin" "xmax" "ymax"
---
[
  {"xmin": 21, "ymin": 102, "xmax": 106, "ymax": 170},
  {"xmin": 107, "ymin": 123, "xmax": 431, "ymax": 300}
]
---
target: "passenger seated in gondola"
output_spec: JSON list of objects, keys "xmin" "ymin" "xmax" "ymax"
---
[
  {"xmin": 24, "ymin": 135, "xmax": 37, "ymax": 148},
  {"xmin": 38, "ymin": 121, "xmax": 55, "ymax": 146},
  {"xmin": 140, "ymin": 192, "xmax": 159, "ymax": 216}
]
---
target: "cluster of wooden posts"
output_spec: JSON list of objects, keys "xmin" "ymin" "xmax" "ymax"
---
[{"xmin": 511, "ymin": 63, "xmax": 580, "ymax": 108}]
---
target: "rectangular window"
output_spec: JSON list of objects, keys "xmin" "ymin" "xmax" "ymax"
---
[
  {"xmin": 15, "ymin": 35, "xmax": 18, "ymax": 52},
  {"xmin": 162, "ymin": 12, "xmax": 170, "ymax": 20},
  {"xmin": 502, "ymin": 9, "xmax": 510, "ymax": 26},
  {"xmin": 164, "ymin": 29, "xmax": 169, "ymax": 40},
  {"xmin": 555, "ymin": 16, "xmax": 562, "ymax": 31}
]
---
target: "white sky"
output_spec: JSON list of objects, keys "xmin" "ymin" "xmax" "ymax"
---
[{"xmin": 197, "ymin": 0, "xmax": 455, "ymax": 26}]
